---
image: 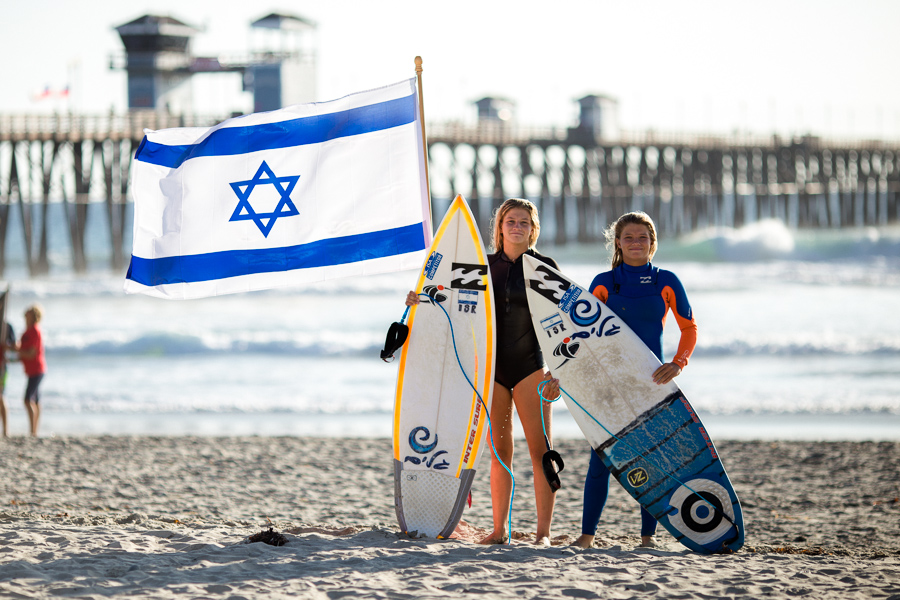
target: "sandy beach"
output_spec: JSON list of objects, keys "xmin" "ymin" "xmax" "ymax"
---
[{"xmin": 1, "ymin": 436, "xmax": 898, "ymax": 599}]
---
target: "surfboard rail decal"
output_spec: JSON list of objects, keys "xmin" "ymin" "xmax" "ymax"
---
[
  {"xmin": 458, "ymin": 322, "xmax": 484, "ymax": 476},
  {"xmin": 455, "ymin": 202, "xmax": 492, "ymax": 475}
]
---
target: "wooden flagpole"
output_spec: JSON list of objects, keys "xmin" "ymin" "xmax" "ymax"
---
[{"xmin": 414, "ymin": 56, "xmax": 433, "ymax": 231}]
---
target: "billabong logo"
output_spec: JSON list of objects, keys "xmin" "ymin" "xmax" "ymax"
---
[
  {"xmin": 529, "ymin": 265, "xmax": 571, "ymax": 303},
  {"xmin": 640, "ymin": 275, "xmax": 652, "ymax": 284},
  {"xmin": 627, "ymin": 467, "xmax": 649, "ymax": 488},
  {"xmin": 451, "ymin": 263, "xmax": 487, "ymax": 290}
]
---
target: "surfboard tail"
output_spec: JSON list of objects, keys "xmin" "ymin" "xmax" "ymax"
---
[
  {"xmin": 393, "ymin": 460, "xmax": 475, "ymax": 539},
  {"xmin": 597, "ymin": 393, "xmax": 745, "ymax": 553}
]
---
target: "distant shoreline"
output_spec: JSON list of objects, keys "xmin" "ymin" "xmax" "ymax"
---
[{"xmin": 3, "ymin": 409, "xmax": 899, "ymax": 441}]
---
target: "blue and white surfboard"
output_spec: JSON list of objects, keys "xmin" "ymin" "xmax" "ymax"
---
[{"xmin": 524, "ymin": 256, "xmax": 744, "ymax": 553}]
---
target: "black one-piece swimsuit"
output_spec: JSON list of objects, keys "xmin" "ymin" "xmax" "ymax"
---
[{"xmin": 489, "ymin": 249, "xmax": 559, "ymax": 389}]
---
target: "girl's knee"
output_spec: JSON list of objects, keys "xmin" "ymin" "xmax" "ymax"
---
[{"xmin": 491, "ymin": 448, "xmax": 513, "ymax": 464}]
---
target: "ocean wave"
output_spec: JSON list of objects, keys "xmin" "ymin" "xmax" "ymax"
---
[
  {"xmin": 4, "ymin": 269, "xmax": 415, "ymax": 300},
  {"xmin": 3, "ymin": 223, "xmax": 898, "ymax": 300},
  {"xmin": 41, "ymin": 401, "xmax": 396, "ymax": 416},
  {"xmin": 43, "ymin": 329, "xmax": 900, "ymax": 358},
  {"xmin": 49, "ymin": 330, "xmax": 386, "ymax": 357},
  {"xmin": 667, "ymin": 221, "xmax": 900, "ymax": 263},
  {"xmin": 690, "ymin": 338, "xmax": 900, "ymax": 357},
  {"xmin": 35, "ymin": 400, "xmax": 900, "ymax": 418}
]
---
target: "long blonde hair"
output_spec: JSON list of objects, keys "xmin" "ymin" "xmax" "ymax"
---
[
  {"xmin": 604, "ymin": 211, "xmax": 658, "ymax": 268},
  {"xmin": 490, "ymin": 198, "xmax": 541, "ymax": 253}
]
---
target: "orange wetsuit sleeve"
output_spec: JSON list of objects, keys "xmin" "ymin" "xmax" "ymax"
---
[
  {"xmin": 661, "ymin": 285, "xmax": 697, "ymax": 369},
  {"xmin": 591, "ymin": 285, "xmax": 609, "ymax": 304}
]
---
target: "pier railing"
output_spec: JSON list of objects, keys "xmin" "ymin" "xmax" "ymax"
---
[
  {"xmin": 0, "ymin": 112, "xmax": 220, "ymax": 142},
  {"xmin": 1, "ymin": 113, "xmax": 898, "ymax": 275}
]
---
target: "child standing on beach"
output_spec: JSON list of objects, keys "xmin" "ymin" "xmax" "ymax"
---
[
  {"xmin": 16, "ymin": 305, "xmax": 46, "ymax": 437},
  {"xmin": 573, "ymin": 212, "xmax": 697, "ymax": 549},
  {"xmin": 405, "ymin": 199, "xmax": 562, "ymax": 545}
]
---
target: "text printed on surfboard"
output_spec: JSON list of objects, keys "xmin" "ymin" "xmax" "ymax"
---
[
  {"xmin": 530, "ymin": 264, "xmax": 622, "ymax": 369},
  {"xmin": 403, "ymin": 258, "xmax": 490, "ymax": 471}
]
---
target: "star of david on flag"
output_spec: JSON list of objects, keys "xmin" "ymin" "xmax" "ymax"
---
[
  {"xmin": 229, "ymin": 161, "xmax": 300, "ymax": 237},
  {"xmin": 125, "ymin": 78, "xmax": 432, "ymax": 299}
]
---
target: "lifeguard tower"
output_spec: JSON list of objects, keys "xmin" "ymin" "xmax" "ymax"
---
[
  {"xmin": 112, "ymin": 12, "xmax": 317, "ymax": 114},
  {"xmin": 474, "ymin": 97, "xmax": 516, "ymax": 123},
  {"xmin": 113, "ymin": 15, "xmax": 198, "ymax": 113},
  {"xmin": 568, "ymin": 94, "xmax": 619, "ymax": 143},
  {"xmin": 246, "ymin": 13, "xmax": 317, "ymax": 112}
]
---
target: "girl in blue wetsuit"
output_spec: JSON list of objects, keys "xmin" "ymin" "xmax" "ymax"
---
[{"xmin": 573, "ymin": 211, "xmax": 698, "ymax": 549}]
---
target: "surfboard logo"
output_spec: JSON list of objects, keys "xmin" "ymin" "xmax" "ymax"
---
[
  {"xmin": 462, "ymin": 399, "xmax": 484, "ymax": 465},
  {"xmin": 423, "ymin": 252, "xmax": 443, "ymax": 280},
  {"xmin": 422, "ymin": 285, "xmax": 448, "ymax": 304},
  {"xmin": 529, "ymin": 265, "xmax": 571, "ymax": 303},
  {"xmin": 570, "ymin": 298, "xmax": 601, "ymax": 326},
  {"xmin": 558, "ymin": 286, "xmax": 582, "ymax": 312},
  {"xmin": 540, "ymin": 313, "xmax": 567, "ymax": 338},
  {"xmin": 669, "ymin": 481, "xmax": 734, "ymax": 542},
  {"xmin": 457, "ymin": 289, "xmax": 479, "ymax": 313},
  {"xmin": 567, "ymin": 316, "xmax": 622, "ymax": 340},
  {"xmin": 552, "ymin": 337, "xmax": 581, "ymax": 365},
  {"xmin": 627, "ymin": 467, "xmax": 650, "ymax": 488},
  {"xmin": 450, "ymin": 263, "xmax": 487, "ymax": 290},
  {"xmin": 405, "ymin": 426, "xmax": 449, "ymax": 470}
]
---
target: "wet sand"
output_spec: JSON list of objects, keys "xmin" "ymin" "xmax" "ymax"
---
[{"xmin": 1, "ymin": 436, "xmax": 898, "ymax": 598}]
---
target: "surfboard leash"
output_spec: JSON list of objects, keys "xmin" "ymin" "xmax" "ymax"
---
[
  {"xmin": 421, "ymin": 293, "xmax": 516, "ymax": 544},
  {"xmin": 537, "ymin": 385, "xmax": 565, "ymax": 493},
  {"xmin": 380, "ymin": 306, "xmax": 412, "ymax": 362},
  {"xmin": 537, "ymin": 380, "xmax": 740, "ymax": 552}
]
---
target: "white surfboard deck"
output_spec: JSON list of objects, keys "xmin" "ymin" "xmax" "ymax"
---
[
  {"xmin": 392, "ymin": 195, "xmax": 494, "ymax": 538},
  {"xmin": 523, "ymin": 255, "xmax": 744, "ymax": 553}
]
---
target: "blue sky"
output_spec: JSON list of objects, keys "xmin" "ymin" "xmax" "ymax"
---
[{"xmin": 2, "ymin": 0, "xmax": 898, "ymax": 139}]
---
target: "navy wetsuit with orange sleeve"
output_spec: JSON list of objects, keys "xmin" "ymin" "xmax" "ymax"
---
[{"xmin": 582, "ymin": 262, "xmax": 698, "ymax": 538}]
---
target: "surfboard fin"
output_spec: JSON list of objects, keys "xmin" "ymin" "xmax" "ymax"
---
[{"xmin": 380, "ymin": 321, "xmax": 409, "ymax": 362}]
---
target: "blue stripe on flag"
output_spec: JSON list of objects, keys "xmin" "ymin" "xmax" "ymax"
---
[
  {"xmin": 135, "ymin": 93, "xmax": 418, "ymax": 169},
  {"xmin": 126, "ymin": 223, "xmax": 426, "ymax": 287}
]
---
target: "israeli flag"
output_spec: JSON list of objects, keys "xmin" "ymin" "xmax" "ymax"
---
[{"xmin": 125, "ymin": 78, "xmax": 431, "ymax": 299}]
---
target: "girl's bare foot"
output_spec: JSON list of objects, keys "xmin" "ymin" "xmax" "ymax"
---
[
  {"xmin": 478, "ymin": 529, "xmax": 510, "ymax": 545},
  {"xmin": 639, "ymin": 535, "xmax": 658, "ymax": 548},
  {"xmin": 535, "ymin": 536, "xmax": 551, "ymax": 546},
  {"xmin": 572, "ymin": 534, "xmax": 595, "ymax": 549}
]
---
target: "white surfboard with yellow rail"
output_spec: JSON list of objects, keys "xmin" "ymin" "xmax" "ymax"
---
[{"xmin": 392, "ymin": 194, "xmax": 495, "ymax": 538}]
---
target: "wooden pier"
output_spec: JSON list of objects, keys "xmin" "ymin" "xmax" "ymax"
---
[
  {"xmin": 1, "ymin": 112, "xmax": 899, "ymax": 275},
  {"xmin": 426, "ymin": 122, "xmax": 900, "ymax": 245}
]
